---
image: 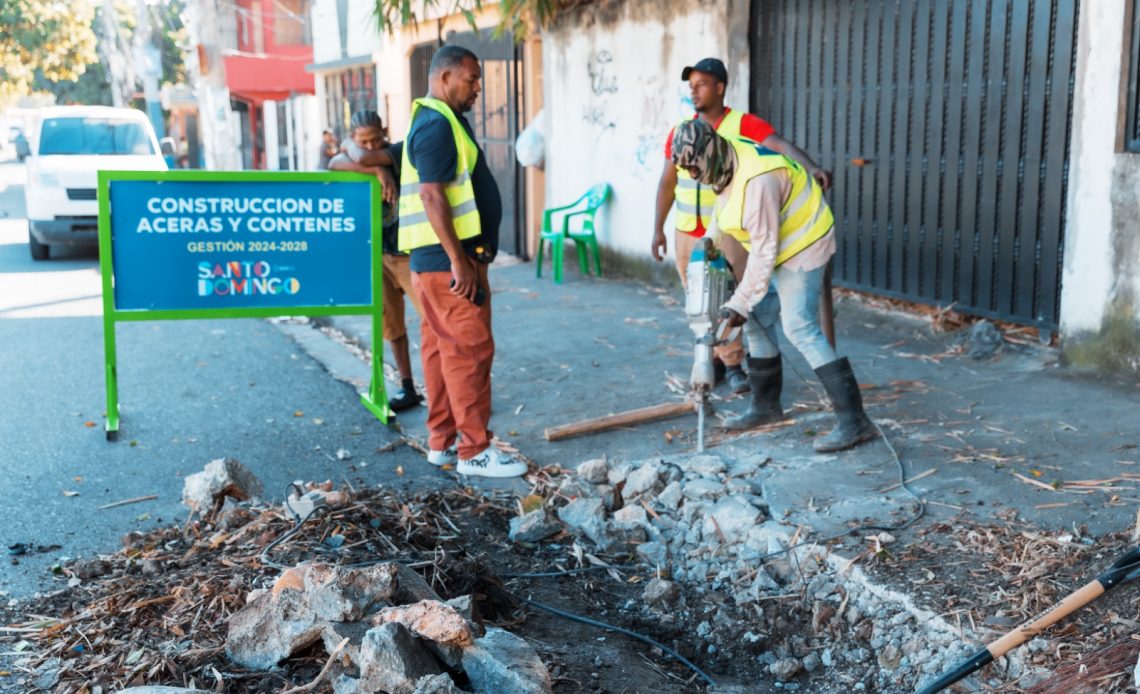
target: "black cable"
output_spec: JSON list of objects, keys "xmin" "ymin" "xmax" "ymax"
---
[
  {"xmin": 502, "ymin": 564, "xmax": 636, "ymax": 579},
  {"xmin": 260, "ymin": 483, "xmax": 322, "ymax": 570},
  {"xmin": 519, "ymin": 596, "xmax": 717, "ymax": 688}
]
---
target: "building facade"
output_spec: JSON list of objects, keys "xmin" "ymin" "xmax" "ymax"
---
[{"xmin": 184, "ymin": 0, "xmax": 320, "ymax": 170}]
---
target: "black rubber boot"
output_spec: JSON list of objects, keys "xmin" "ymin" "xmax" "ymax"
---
[
  {"xmin": 725, "ymin": 365, "xmax": 751, "ymax": 394},
  {"xmin": 813, "ymin": 357, "xmax": 877, "ymax": 452},
  {"xmin": 722, "ymin": 356, "xmax": 783, "ymax": 430}
]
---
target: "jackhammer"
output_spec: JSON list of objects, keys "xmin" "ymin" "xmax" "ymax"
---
[{"xmin": 684, "ymin": 237, "xmax": 738, "ymax": 452}]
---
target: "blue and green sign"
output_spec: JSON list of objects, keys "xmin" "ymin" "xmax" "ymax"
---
[{"xmin": 98, "ymin": 170, "xmax": 390, "ymax": 438}]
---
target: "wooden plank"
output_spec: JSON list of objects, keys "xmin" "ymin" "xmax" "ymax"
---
[
  {"xmin": 1035, "ymin": 0, "xmax": 1078, "ymax": 328},
  {"xmin": 544, "ymin": 401, "xmax": 697, "ymax": 442}
]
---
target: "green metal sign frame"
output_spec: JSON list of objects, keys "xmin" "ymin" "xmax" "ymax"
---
[{"xmin": 97, "ymin": 169, "xmax": 389, "ymax": 440}]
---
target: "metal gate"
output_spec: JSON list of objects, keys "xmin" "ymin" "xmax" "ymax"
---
[
  {"xmin": 751, "ymin": 0, "xmax": 1079, "ymax": 329},
  {"xmin": 410, "ymin": 32, "xmax": 526, "ymax": 258}
]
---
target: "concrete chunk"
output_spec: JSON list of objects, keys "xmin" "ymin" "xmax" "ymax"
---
[
  {"xmin": 374, "ymin": 600, "xmax": 474, "ymax": 648},
  {"xmin": 576, "ymin": 457, "xmax": 609, "ymax": 484},
  {"xmin": 509, "ymin": 510, "xmax": 562, "ymax": 543},
  {"xmin": 334, "ymin": 623, "xmax": 443, "ymax": 694},
  {"xmin": 462, "ymin": 626, "xmax": 553, "ymax": 694},
  {"xmin": 557, "ymin": 497, "xmax": 607, "ymax": 547},
  {"xmin": 182, "ymin": 457, "xmax": 263, "ymax": 514},
  {"xmin": 624, "ymin": 462, "xmax": 662, "ymax": 496},
  {"xmin": 702, "ymin": 495, "xmax": 762, "ymax": 544},
  {"xmin": 226, "ymin": 562, "xmax": 404, "ymax": 669},
  {"xmin": 413, "ymin": 673, "xmax": 463, "ymax": 693}
]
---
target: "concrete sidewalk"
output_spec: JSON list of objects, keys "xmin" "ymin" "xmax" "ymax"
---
[{"xmin": 328, "ymin": 258, "xmax": 1140, "ymax": 541}]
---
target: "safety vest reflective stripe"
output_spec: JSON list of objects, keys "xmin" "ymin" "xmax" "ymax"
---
[
  {"xmin": 716, "ymin": 138, "xmax": 833, "ymax": 267},
  {"xmin": 674, "ymin": 109, "xmax": 745, "ymax": 233},
  {"xmin": 398, "ymin": 170, "xmax": 472, "ymax": 197},
  {"xmin": 398, "ymin": 97, "xmax": 482, "ymax": 252},
  {"xmin": 399, "ymin": 198, "xmax": 480, "ymax": 227}
]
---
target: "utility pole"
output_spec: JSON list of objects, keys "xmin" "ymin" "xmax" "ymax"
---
[
  {"xmin": 101, "ymin": 0, "xmax": 125, "ymax": 107},
  {"xmin": 134, "ymin": 0, "xmax": 165, "ymax": 137}
]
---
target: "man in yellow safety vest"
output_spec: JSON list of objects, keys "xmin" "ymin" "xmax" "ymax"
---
[
  {"xmin": 671, "ymin": 118, "xmax": 876, "ymax": 453},
  {"xmin": 397, "ymin": 45, "xmax": 527, "ymax": 478},
  {"xmin": 652, "ymin": 57, "xmax": 833, "ymax": 393}
]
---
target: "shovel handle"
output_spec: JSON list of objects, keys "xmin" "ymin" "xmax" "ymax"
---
[{"xmin": 985, "ymin": 580, "xmax": 1104, "ymax": 658}]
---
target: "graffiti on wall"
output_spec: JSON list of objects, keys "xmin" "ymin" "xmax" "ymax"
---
[
  {"xmin": 588, "ymin": 50, "xmax": 619, "ymax": 95},
  {"xmin": 582, "ymin": 49, "xmax": 618, "ymax": 136}
]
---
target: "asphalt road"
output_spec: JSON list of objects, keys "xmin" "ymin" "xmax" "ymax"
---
[{"xmin": 0, "ymin": 156, "xmax": 429, "ymax": 599}]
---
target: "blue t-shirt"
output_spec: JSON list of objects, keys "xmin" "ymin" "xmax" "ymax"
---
[
  {"xmin": 381, "ymin": 141, "xmax": 402, "ymax": 255},
  {"xmin": 404, "ymin": 107, "xmax": 501, "ymax": 272}
]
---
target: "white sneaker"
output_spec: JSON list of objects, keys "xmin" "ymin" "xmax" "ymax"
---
[
  {"xmin": 426, "ymin": 444, "xmax": 457, "ymax": 467},
  {"xmin": 457, "ymin": 447, "xmax": 528, "ymax": 478}
]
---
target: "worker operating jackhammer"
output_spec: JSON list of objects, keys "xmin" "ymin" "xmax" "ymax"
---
[{"xmin": 671, "ymin": 118, "xmax": 877, "ymax": 453}]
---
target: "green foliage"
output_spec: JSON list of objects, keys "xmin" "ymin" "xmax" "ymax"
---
[
  {"xmin": 370, "ymin": 0, "xmax": 568, "ymax": 40},
  {"xmin": 30, "ymin": 0, "xmax": 188, "ymax": 107},
  {"xmin": 0, "ymin": 0, "xmax": 99, "ymax": 97},
  {"xmin": 1065, "ymin": 301, "xmax": 1140, "ymax": 375}
]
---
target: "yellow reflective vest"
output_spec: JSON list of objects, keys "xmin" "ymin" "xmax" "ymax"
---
[
  {"xmin": 398, "ymin": 97, "xmax": 482, "ymax": 252},
  {"xmin": 674, "ymin": 109, "xmax": 744, "ymax": 233},
  {"xmin": 716, "ymin": 138, "xmax": 834, "ymax": 267}
]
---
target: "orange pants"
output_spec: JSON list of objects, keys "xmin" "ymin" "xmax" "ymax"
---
[
  {"xmin": 674, "ymin": 230, "xmax": 747, "ymax": 367},
  {"xmin": 411, "ymin": 265, "xmax": 494, "ymax": 460}
]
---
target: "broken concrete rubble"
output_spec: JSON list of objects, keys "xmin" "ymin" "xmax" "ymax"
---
[
  {"xmin": 374, "ymin": 599, "xmax": 475, "ymax": 648},
  {"xmin": 546, "ymin": 449, "xmax": 1061, "ymax": 692},
  {"xmin": 224, "ymin": 559, "xmax": 553, "ymax": 694},
  {"xmin": 333, "ymin": 622, "xmax": 443, "ymax": 694},
  {"xmin": 556, "ymin": 496, "xmax": 607, "ymax": 547},
  {"xmin": 181, "ymin": 457, "xmax": 263, "ymax": 515},
  {"xmin": 226, "ymin": 561, "xmax": 422, "ymax": 668},
  {"xmin": 462, "ymin": 626, "xmax": 554, "ymax": 694},
  {"xmin": 508, "ymin": 509, "xmax": 562, "ymax": 543}
]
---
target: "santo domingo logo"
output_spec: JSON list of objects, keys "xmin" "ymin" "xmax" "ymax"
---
[{"xmin": 197, "ymin": 260, "xmax": 300, "ymax": 297}]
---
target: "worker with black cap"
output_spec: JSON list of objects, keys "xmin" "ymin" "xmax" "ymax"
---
[{"xmin": 652, "ymin": 56, "xmax": 834, "ymax": 395}]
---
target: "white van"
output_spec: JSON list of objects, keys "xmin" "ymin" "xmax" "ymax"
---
[{"xmin": 24, "ymin": 106, "xmax": 168, "ymax": 260}]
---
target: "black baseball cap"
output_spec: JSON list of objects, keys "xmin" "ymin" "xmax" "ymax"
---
[{"xmin": 681, "ymin": 58, "xmax": 728, "ymax": 84}]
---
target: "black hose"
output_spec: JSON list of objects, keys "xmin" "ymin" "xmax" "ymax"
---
[{"xmin": 519, "ymin": 595, "xmax": 718, "ymax": 688}]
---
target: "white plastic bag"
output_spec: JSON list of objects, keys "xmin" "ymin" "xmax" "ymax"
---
[{"xmin": 515, "ymin": 108, "xmax": 546, "ymax": 169}]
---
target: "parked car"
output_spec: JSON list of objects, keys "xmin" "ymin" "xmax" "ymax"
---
[{"xmin": 24, "ymin": 106, "xmax": 167, "ymax": 260}]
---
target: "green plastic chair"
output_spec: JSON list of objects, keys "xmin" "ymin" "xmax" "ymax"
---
[{"xmin": 536, "ymin": 183, "xmax": 611, "ymax": 284}]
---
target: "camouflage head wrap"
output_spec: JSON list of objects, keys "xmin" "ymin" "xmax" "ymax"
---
[{"xmin": 671, "ymin": 118, "xmax": 736, "ymax": 194}]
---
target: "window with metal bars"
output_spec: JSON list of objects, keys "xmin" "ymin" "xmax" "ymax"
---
[{"xmin": 1125, "ymin": 2, "xmax": 1140, "ymax": 152}]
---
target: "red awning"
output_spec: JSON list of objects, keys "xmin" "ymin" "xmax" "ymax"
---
[{"xmin": 224, "ymin": 51, "xmax": 315, "ymax": 104}]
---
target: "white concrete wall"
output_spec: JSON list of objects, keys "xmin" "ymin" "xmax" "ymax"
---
[
  {"xmin": 372, "ymin": 6, "xmax": 504, "ymax": 139},
  {"xmin": 1061, "ymin": 0, "xmax": 1140, "ymax": 336},
  {"xmin": 312, "ymin": 0, "xmax": 382, "ymax": 63},
  {"xmin": 544, "ymin": 1, "xmax": 735, "ymax": 258}
]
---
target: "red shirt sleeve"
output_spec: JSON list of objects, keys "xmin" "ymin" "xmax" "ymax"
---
[
  {"xmin": 664, "ymin": 126, "xmax": 676, "ymax": 159},
  {"xmin": 739, "ymin": 113, "xmax": 776, "ymax": 144}
]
